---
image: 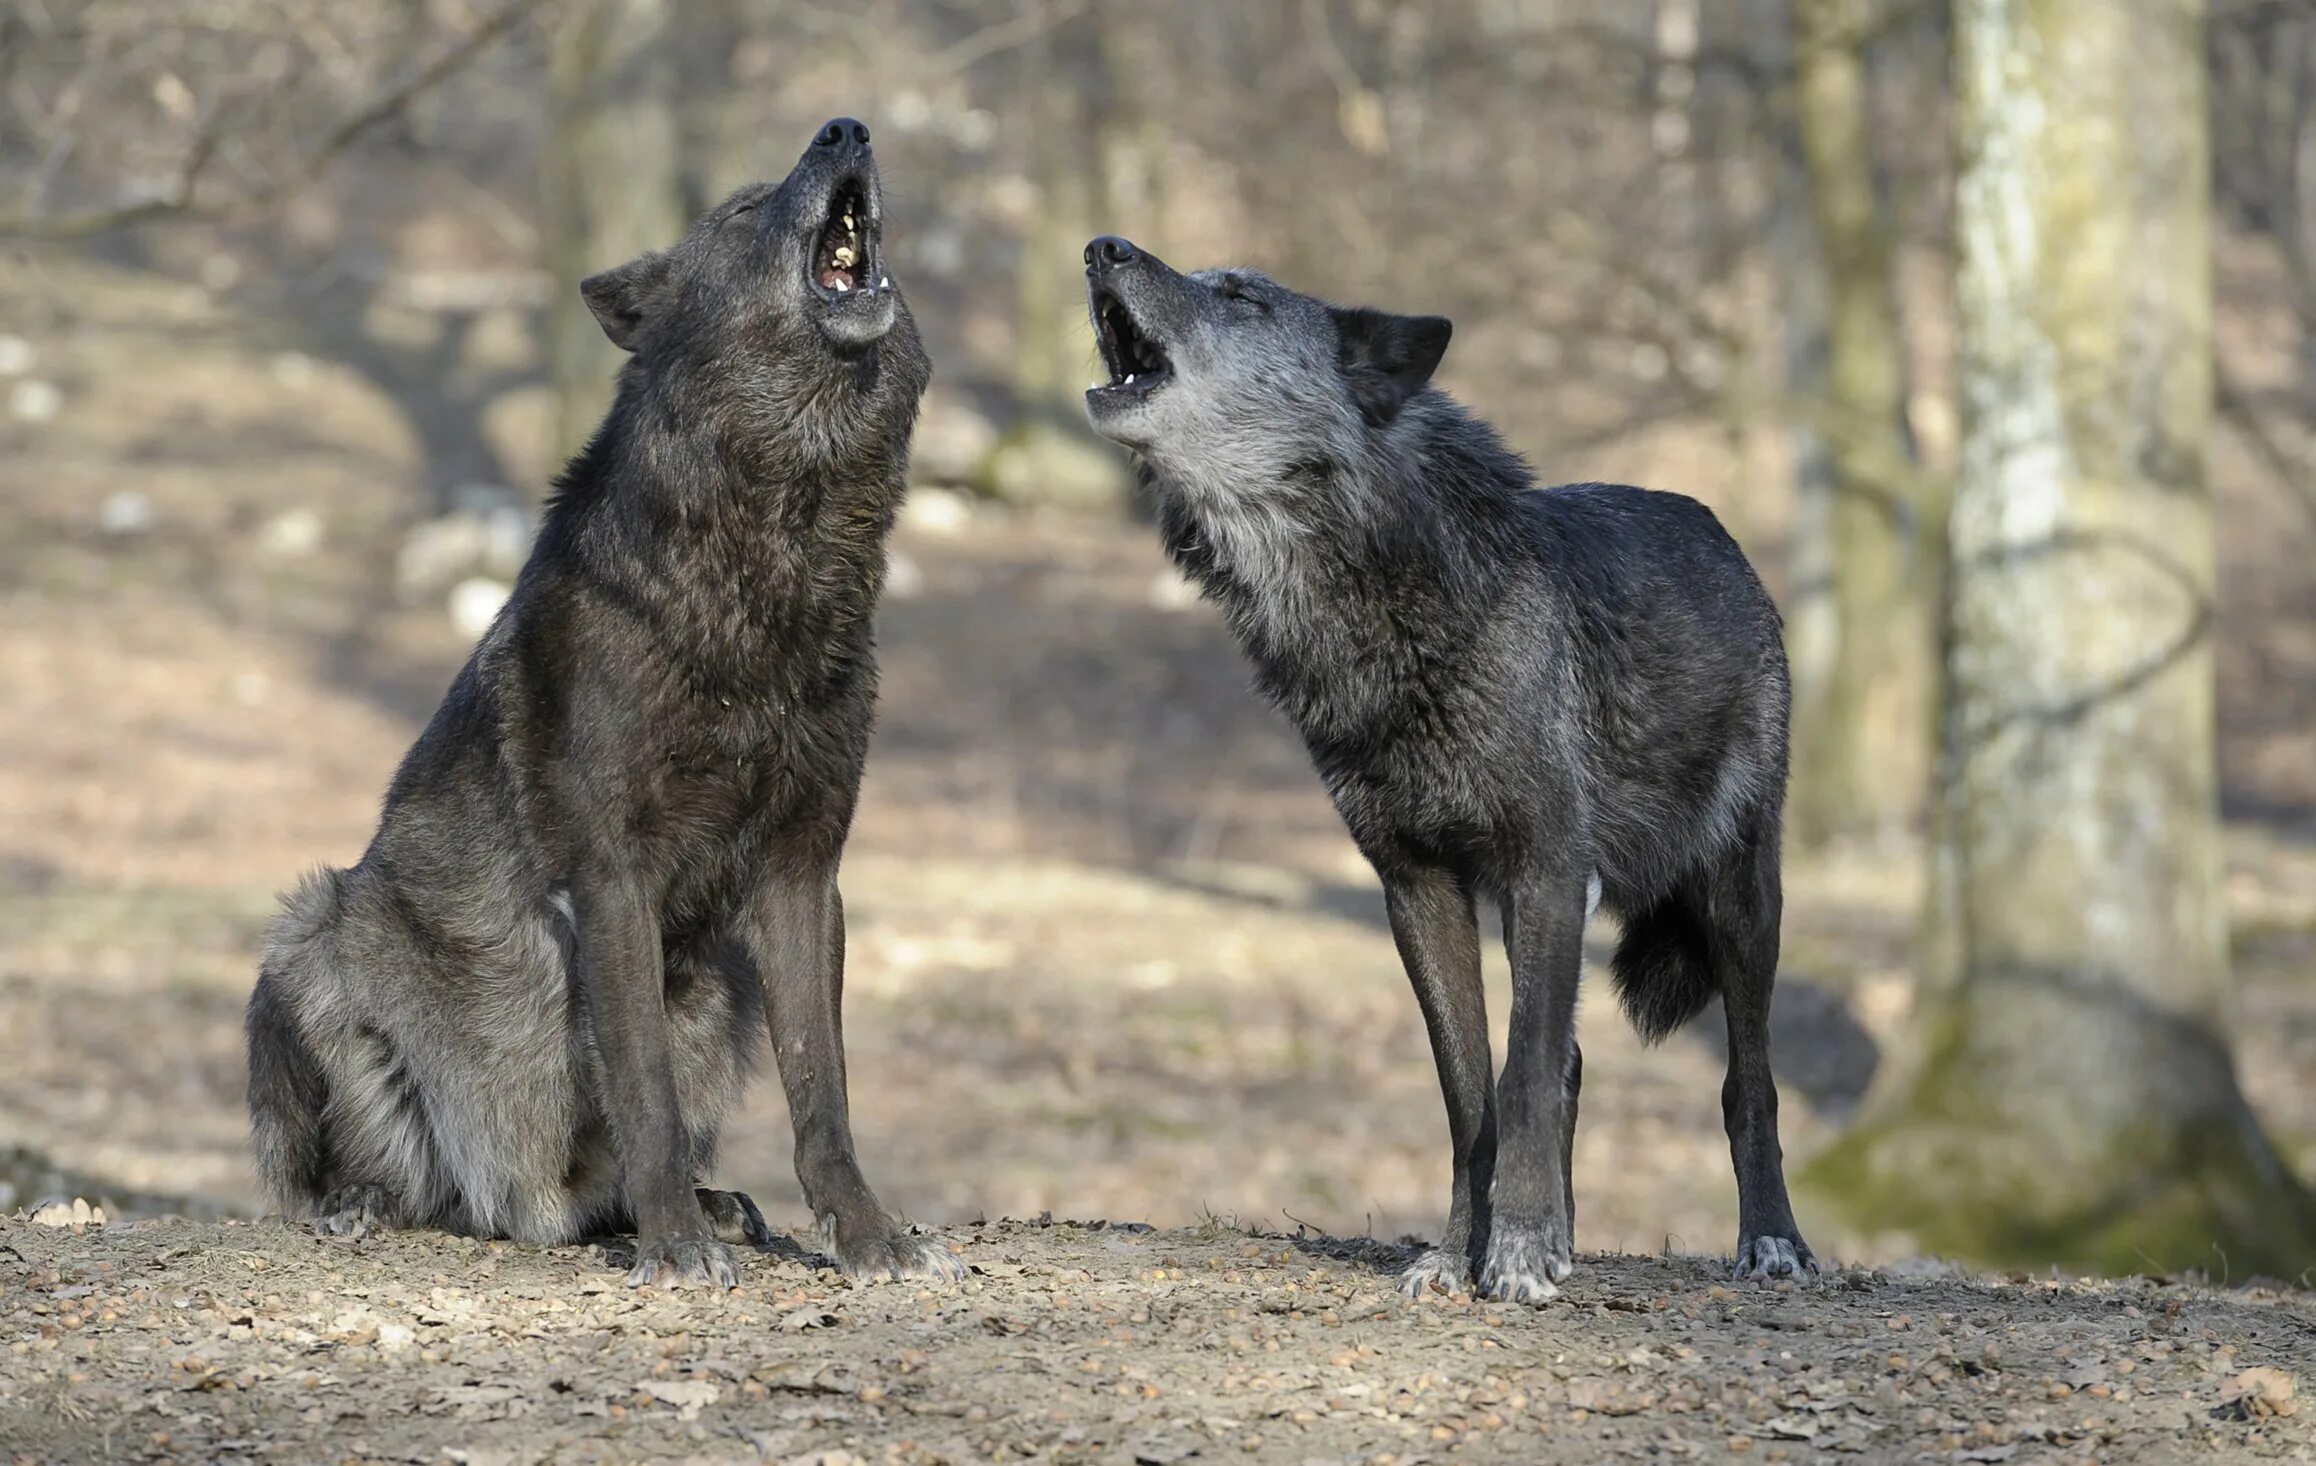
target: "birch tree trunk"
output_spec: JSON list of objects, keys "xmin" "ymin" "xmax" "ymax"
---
[
  {"xmin": 1785, "ymin": 0, "xmax": 1935, "ymax": 848},
  {"xmin": 1806, "ymin": 0, "xmax": 2316, "ymax": 1278}
]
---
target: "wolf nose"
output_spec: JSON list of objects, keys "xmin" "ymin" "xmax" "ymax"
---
[
  {"xmin": 1086, "ymin": 235, "xmax": 1137, "ymax": 271},
  {"xmin": 815, "ymin": 117, "xmax": 871, "ymax": 150}
]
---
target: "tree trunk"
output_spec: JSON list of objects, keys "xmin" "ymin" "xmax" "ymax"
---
[
  {"xmin": 1755, "ymin": 0, "xmax": 1838, "ymax": 770},
  {"xmin": 979, "ymin": 21, "xmax": 1129, "ymax": 510},
  {"xmin": 1013, "ymin": 38, "xmax": 1099, "ymax": 420},
  {"xmin": 1784, "ymin": 0, "xmax": 1935, "ymax": 849},
  {"xmin": 1652, "ymin": 0, "xmax": 1701, "ymax": 280},
  {"xmin": 1805, "ymin": 0, "xmax": 2316, "ymax": 1278},
  {"xmin": 1096, "ymin": 1, "xmax": 1170, "ymax": 249},
  {"xmin": 543, "ymin": 0, "xmax": 684, "ymax": 466}
]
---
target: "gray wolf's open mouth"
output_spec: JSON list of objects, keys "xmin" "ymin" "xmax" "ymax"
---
[
  {"xmin": 813, "ymin": 174, "xmax": 878, "ymax": 300},
  {"xmin": 1090, "ymin": 289, "xmax": 1171, "ymax": 400}
]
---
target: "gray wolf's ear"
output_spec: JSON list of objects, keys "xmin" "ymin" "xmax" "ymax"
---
[
  {"xmin": 1331, "ymin": 307, "xmax": 1452, "ymax": 425},
  {"xmin": 580, "ymin": 252, "xmax": 672, "ymax": 352}
]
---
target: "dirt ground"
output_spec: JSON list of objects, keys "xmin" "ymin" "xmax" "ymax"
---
[
  {"xmin": 3, "ymin": 251, "xmax": 2316, "ymax": 1463},
  {"xmin": 5, "ymin": 1212, "xmax": 2315, "ymax": 1465}
]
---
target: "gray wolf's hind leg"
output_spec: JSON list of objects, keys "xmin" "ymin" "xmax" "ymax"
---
[
  {"xmin": 1710, "ymin": 819, "xmax": 1819, "ymax": 1282},
  {"xmin": 696, "ymin": 1188, "xmax": 775, "ymax": 1247}
]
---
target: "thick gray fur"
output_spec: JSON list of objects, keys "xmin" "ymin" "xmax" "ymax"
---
[{"xmin": 1081, "ymin": 236, "xmax": 1817, "ymax": 1303}]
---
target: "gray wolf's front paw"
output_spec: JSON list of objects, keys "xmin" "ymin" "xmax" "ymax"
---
[
  {"xmin": 1734, "ymin": 1232, "xmax": 1819, "ymax": 1282},
  {"xmin": 1397, "ymin": 1246, "xmax": 1473, "ymax": 1298},
  {"xmin": 1478, "ymin": 1221, "xmax": 1572, "ymax": 1304},
  {"xmin": 696, "ymin": 1188, "xmax": 776, "ymax": 1248},
  {"xmin": 827, "ymin": 1225, "xmax": 965, "ymax": 1284},
  {"xmin": 627, "ymin": 1232, "xmax": 739, "ymax": 1289},
  {"xmin": 314, "ymin": 1184, "xmax": 396, "ymax": 1240}
]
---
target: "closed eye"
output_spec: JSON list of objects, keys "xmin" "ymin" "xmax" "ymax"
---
[
  {"xmin": 722, "ymin": 203, "xmax": 758, "ymax": 226},
  {"xmin": 1217, "ymin": 277, "xmax": 1270, "ymax": 313}
]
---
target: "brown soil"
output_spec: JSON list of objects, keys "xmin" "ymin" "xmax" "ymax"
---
[{"xmin": 5, "ymin": 1213, "xmax": 2314, "ymax": 1465}]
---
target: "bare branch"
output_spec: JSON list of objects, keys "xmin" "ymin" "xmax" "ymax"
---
[
  {"xmin": 2216, "ymin": 368, "xmax": 2316, "ymax": 532},
  {"xmin": 1431, "ymin": 0, "xmax": 1944, "ymax": 106},
  {"xmin": 921, "ymin": 0, "xmax": 1091, "ymax": 80},
  {"xmin": 0, "ymin": 0, "xmax": 543, "ymax": 242},
  {"xmin": 772, "ymin": 0, "xmax": 1089, "ymax": 85},
  {"xmin": 1551, "ymin": 395, "xmax": 1711, "ymax": 455}
]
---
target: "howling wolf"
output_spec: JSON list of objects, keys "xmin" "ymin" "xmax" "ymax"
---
[
  {"xmin": 1081, "ymin": 234, "xmax": 1814, "ymax": 1303},
  {"xmin": 245, "ymin": 119, "xmax": 958, "ymax": 1289}
]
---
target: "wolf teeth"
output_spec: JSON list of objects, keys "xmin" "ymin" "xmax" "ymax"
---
[
  {"xmin": 832, "ymin": 247, "xmax": 856, "ymax": 266},
  {"xmin": 1125, "ymin": 373, "xmax": 1136, "ymax": 384}
]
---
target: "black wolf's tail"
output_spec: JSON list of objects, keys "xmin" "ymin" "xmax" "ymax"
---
[
  {"xmin": 246, "ymin": 872, "xmax": 343, "ymax": 1214},
  {"xmin": 1609, "ymin": 889, "xmax": 1720, "ymax": 1045},
  {"xmin": 246, "ymin": 970, "xmax": 331, "ymax": 1212}
]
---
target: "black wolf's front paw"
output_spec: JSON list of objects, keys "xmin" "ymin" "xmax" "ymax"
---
[
  {"xmin": 827, "ymin": 1225, "xmax": 965, "ymax": 1284},
  {"xmin": 1478, "ymin": 1221, "xmax": 1572, "ymax": 1304},
  {"xmin": 696, "ymin": 1188, "xmax": 776, "ymax": 1248},
  {"xmin": 1734, "ymin": 1232, "xmax": 1819, "ymax": 1282},
  {"xmin": 1397, "ymin": 1247, "xmax": 1473, "ymax": 1298},
  {"xmin": 626, "ymin": 1232, "xmax": 739, "ymax": 1289},
  {"xmin": 314, "ymin": 1184, "xmax": 396, "ymax": 1241}
]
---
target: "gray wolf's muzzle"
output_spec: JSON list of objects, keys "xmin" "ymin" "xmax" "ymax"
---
[{"xmin": 1084, "ymin": 235, "xmax": 1181, "ymax": 423}]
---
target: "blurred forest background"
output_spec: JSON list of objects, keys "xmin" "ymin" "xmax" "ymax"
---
[{"xmin": 2, "ymin": 0, "xmax": 2314, "ymax": 1279}]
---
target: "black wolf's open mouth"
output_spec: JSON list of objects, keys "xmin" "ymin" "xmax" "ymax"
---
[
  {"xmin": 1090, "ymin": 289, "xmax": 1171, "ymax": 398},
  {"xmin": 814, "ymin": 176, "xmax": 877, "ymax": 298}
]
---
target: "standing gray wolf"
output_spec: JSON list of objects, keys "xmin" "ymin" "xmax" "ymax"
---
[
  {"xmin": 1080, "ymin": 235, "xmax": 1815, "ymax": 1303},
  {"xmin": 243, "ymin": 119, "xmax": 961, "ymax": 1289}
]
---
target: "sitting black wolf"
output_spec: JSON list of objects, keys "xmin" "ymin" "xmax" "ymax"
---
[
  {"xmin": 243, "ymin": 119, "xmax": 959, "ymax": 1289},
  {"xmin": 1081, "ymin": 235, "xmax": 1816, "ymax": 1303}
]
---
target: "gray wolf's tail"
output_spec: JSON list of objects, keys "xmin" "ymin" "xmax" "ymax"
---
[{"xmin": 1609, "ymin": 890, "xmax": 1719, "ymax": 1045}]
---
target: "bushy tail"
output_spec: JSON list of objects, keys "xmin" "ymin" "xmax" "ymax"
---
[
  {"xmin": 246, "ymin": 871, "xmax": 344, "ymax": 1214},
  {"xmin": 246, "ymin": 971, "xmax": 331, "ymax": 1212},
  {"xmin": 1609, "ymin": 889, "xmax": 1720, "ymax": 1045}
]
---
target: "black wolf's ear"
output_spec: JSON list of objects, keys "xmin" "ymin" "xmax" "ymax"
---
[
  {"xmin": 1331, "ymin": 307, "xmax": 1452, "ymax": 425},
  {"xmin": 579, "ymin": 252, "xmax": 673, "ymax": 352}
]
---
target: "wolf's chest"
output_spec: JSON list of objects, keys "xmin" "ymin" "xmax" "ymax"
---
[
  {"xmin": 639, "ymin": 682, "xmax": 864, "ymax": 855},
  {"xmin": 656, "ymin": 651, "xmax": 867, "ymax": 766}
]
